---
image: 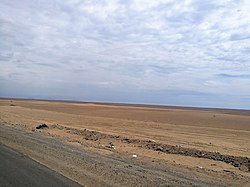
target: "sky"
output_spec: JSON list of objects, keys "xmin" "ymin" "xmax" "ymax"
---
[{"xmin": 0, "ymin": 0, "xmax": 250, "ymax": 109}]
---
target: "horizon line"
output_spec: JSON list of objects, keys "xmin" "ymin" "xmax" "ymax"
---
[{"xmin": 1, "ymin": 96, "xmax": 249, "ymax": 112}]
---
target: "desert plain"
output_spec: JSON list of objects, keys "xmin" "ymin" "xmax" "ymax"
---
[{"xmin": 0, "ymin": 98, "xmax": 250, "ymax": 186}]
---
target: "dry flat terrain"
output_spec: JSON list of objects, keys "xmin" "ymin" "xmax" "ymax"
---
[{"xmin": 0, "ymin": 98, "xmax": 250, "ymax": 186}]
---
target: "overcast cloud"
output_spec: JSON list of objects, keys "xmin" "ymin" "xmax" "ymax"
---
[{"xmin": 0, "ymin": 0, "xmax": 250, "ymax": 109}]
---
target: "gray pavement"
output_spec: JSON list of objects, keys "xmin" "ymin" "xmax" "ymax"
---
[{"xmin": 0, "ymin": 143, "xmax": 81, "ymax": 187}]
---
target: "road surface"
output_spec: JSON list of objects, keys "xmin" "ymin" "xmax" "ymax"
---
[{"xmin": 0, "ymin": 143, "xmax": 81, "ymax": 187}]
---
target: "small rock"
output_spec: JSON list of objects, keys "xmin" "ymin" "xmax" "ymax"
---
[
  {"xmin": 156, "ymin": 146, "xmax": 163, "ymax": 151},
  {"xmin": 36, "ymin": 124, "xmax": 48, "ymax": 129},
  {"xmin": 106, "ymin": 142, "xmax": 116, "ymax": 149},
  {"xmin": 239, "ymin": 165, "xmax": 248, "ymax": 172},
  {"xmin": 109, "ymin": 142, "xmax": 114, "ymax": 146}
]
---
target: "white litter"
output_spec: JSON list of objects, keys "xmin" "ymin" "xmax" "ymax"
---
[{"xmin": 132, "ymin": 154, "xmax": 137, "ymax": 158}]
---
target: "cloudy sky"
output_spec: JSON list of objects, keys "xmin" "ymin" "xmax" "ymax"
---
[{"xmin": 0, "ymin": 0, "xmax": 250, "ymax": 109}]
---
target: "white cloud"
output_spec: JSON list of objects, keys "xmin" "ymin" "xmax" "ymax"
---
[
  {"xmin": 0, "ymin": 0, "xmax": 250, "ymax": 108},
  {"xmin": 130, "ymin": 0, "xmax": 170, "ymax": 12},
  {"xmin": 79, "ymin": 0, "xmax": 123, "ymax": 20}
]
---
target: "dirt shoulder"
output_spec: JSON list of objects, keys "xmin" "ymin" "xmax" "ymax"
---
[{"xmin": 0, "ymin": 124, "xmax": 249, "ymax": 187}]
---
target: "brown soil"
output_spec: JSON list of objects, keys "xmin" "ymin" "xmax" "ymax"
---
[
  {"xmin": 49, "ymin": 124, "xmax": 250, "ymax": 171},
  {"xmin": 0, "ymin": 98, "xmax": 250, "ymax": 186}
]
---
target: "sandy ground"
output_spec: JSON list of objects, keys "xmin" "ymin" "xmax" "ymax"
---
[{"xmin": 0, "ymin": 99, "xmax": 250, "ymax": 186}]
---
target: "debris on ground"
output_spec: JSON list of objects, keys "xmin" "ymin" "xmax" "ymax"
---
[
  {"xmin": 132, "ymin": 154, "xmax": 137, "ymax": 158},
  {"xmin": 52, "ymin": 124, "xmax": 250, "ymax": 172},
  {"xmin": 106, "ymin": 142, "xmax": 116, "ymax": 149},
  {"xmin": 36, "ymin": 124, "xmax": 48, "ymax": 129},
  {"xmin": 197, "ymin": 166, "xmax": 203, "ymax": 169}
]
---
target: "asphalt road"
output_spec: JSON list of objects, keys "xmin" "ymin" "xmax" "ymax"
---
[{"xmin": 0, "ymin": 143, "xmax": 81, "ymax": 187}]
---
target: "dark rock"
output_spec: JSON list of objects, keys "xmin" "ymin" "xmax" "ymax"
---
[
  {"xmin": 156, "ymin": 146, "xmax": 163, "ymax": 151},
  {"xmin": 36, "ymin": 124, "xmax": 48, "ymax": 129}
]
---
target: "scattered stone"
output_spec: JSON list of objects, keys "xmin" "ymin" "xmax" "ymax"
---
[
  {"xmin": 47, "ymin": 124, "xmax": 250, "ymax": 172},
  {"xmin": 109, "ymin": 142, "xmax": 114, "ymax": 147},
  {"xmin": 239, "ymin": 165, "xmax": 248, "ymax": 172},
  {"xmin": 122, "ymin": 138, "xmax": 131, "ymax": 143},
  {"xmin": 156, "ymin": 146, "xmax": 163, "ymax": 151},
  {"xmin": 107, "ymin": 142, "xmax": 116, "ymax": 149},
  {"xmin": 36, "ymin": 124, "xmax": 48, "ymax": 129}
]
